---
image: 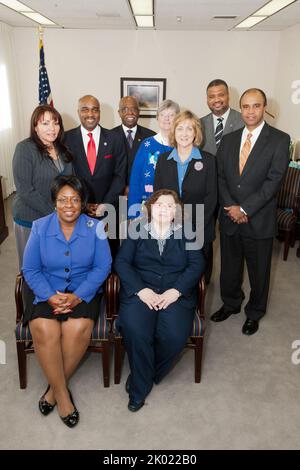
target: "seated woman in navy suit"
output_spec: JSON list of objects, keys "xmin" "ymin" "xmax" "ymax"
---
[
  {"xmin": 115, "ymin": 189, "xmax": 204, "ymax": 412},
  {"xmin": 22, "ymin": 175, "xmax": 112, "ymax": 427}
]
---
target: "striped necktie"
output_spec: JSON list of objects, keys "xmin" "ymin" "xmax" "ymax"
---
[
  {"xmin": 127, "ymin": 129, "xmax": 133, "ymax": 149},
  {"xmin": 215, "ymin": 117, "xmax": 224, "ymax": 147},
  {"xmin": 239, "ymin": 133, "xmax": 252, "ymax": 175}
]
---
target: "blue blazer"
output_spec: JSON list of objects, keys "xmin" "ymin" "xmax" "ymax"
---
[
  {"xmin": 22, "ymin": 213, "xmax": 112, "ymax": 304},
  {"xmin": 114, "ymin": 223, "xmax": 204, "ymax": 310}
]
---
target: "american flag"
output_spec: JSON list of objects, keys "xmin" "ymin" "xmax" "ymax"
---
[{"xmin": 39, "ymin": 38, "xmax": 53, "ymax": 106}]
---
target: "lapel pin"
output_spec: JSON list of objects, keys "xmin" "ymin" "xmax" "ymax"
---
[
  {"xmin": 87, "ymin": 220, "xmax": 94, "ymax": 228},
  {"xmin": 194, "ymin": 161, "xmax": 203, "ymax": 171},
  {"xmin": 104, "ymin": 142, "xmax": 107, "ymax": 146}
]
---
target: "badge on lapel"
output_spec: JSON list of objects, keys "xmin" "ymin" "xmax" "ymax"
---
[
  {"xmin": 104, "ymin": 154, "xmax": 113, "ymax": 159},
  {"xmin": 194, "ymin": 161, "xmax": 203, "ymax": 171},
  {"xmin": 104, "ymin": 142, "xmax": 107, "ymax": 146},
  {"xmin": 87, "ymin": 220, "xmax": 94, "ymax": 228}
]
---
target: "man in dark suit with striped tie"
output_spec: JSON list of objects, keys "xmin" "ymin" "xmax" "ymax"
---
[
  {"xmin": 201, "ymin": 79, "xmax": 244, "ymax": 156},
  {"xmin": 112, "ymin": 96, "xmax": 155, "ymax": 185}
]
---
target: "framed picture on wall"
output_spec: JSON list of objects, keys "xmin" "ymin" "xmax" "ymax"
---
[{"xmin": 120, "ymin": 77, "xmax": 167, "ymax": 117}]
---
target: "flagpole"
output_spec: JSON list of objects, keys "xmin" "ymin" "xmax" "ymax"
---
[{"xmin": 38, "ymin": 26, "xmax": 53, "ymax": 106}]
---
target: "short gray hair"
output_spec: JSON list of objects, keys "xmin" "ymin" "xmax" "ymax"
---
[{"xmin": 157, "ymin": 99, "xmax": 180, "ymax": 118}]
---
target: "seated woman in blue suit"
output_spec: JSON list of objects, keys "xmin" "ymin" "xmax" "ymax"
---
[
  {"xmin": 22, "ymin": 175, "xmax": 112, "ymax": 428},
  {"xmin": 115, "ymin": 189, "xmax": 204, "ymax": 412}
]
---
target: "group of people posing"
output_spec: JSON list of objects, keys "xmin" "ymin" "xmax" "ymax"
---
[{"xmin": 12, "ymin": 79, "xmax": 290, "ymax": 426}]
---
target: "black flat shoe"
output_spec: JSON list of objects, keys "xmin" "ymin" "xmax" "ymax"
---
[
  {"xmin": 39, "ymin": 385, "xmax": 56, "ymax": 416},
  {"xmin": 128, "ymin": 399, "xmax": 145, "ymax": 412},
  {"xmin": 60, "ymin": 408, "xmax": 79, "ymax": 428},
  {"xmin": 125, "ymin": 375, "xmax": 131, "ymax": 394},
  {"xmin": 210, "ymin": 306, "xmax": 240, "ymax": 322}
]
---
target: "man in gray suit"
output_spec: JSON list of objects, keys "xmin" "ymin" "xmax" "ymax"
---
[{"xmin": 201, "ymin": 79, "xmax": 244, "ymax": 156}]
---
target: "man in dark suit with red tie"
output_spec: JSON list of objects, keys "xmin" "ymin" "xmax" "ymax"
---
[
  {"xmin": 112, "ymin": 96, "xmax": 155, "ymax": 184},
  {"xmin": 211, "ymin": 88, "xmax": 290, "ymax": 335},
  {"xmin": 65, "ymin": 95, "xmax": 126, "ymax": 219}
]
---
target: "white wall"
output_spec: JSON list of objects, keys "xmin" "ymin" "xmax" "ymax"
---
[
  {"xmin": 275, "ymin": 23, "xmax": 300, "ymax": 157},
  {"xmin": 12, "ymin": 28, "xmax": 281, "ymax": 138}
]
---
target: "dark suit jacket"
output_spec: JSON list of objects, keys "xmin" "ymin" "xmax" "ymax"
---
[
  {"xmin": 154, "ymin": 150, "xmax": 217, "ymax": 244},
  {"xmin": 12, "ymin": 138, "xmax": 73, "ymax": 222},
  {"xmin": 217, "ymin": 123, "xmax": 290, "ymax": 239},
  {"xmin": 112, "ymin": 124, "xmax": 155, "ymax": 182},
  {"xmin": 201, "ymin": 108, "xmax": 244, "ymax": 156},
  {"xmin": 114, "ymin": 223, "xmax": 204, "ymax": 310},
  {"xmin": 65, "ymin": 126, "xmax": 126, "ymax": 206}
]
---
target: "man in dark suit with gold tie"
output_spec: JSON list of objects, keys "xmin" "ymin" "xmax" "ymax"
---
[
  {"xmin": 211, "ymin": 88, "xmax": 290, "ymax": 335},
  {"xmin": 112, "ymin": 96, "xmax": 155, "ymax": 184}
]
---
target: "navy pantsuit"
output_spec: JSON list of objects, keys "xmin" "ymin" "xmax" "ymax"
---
[{"xmin": 114, "ymin": 223, "xmax": 204, "ymax": 403}]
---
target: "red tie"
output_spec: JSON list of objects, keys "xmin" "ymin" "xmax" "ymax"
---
[{"xmin": 87, "ymin": 132, "xmax": 97, "ymax": 174}]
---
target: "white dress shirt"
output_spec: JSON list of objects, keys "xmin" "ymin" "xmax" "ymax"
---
[
  {"xmin": 239, "ymin": 121, "xmax": 265, "ymax": 154},
  {"xmin": 122, "ymin": 124, "xmax": 137, "ymax": 141},
  {"xmin": 213, "ymin": 107, "xmax": 231, "ymax": 132},
  {"xmin": 80, "ymin": 124, "xmax": 101, "ymax": 155}
]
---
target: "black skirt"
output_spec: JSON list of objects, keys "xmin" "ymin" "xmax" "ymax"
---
[{"xmin": 22, "ymin": 281, "xmax": 102, "ymax": 325}]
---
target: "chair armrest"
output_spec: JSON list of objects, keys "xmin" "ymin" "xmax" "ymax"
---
[
  {"xmin": 197, "ymin": 275, "xmax": 206, "ymax": 319},
  {"xmin": 105, "ymin": 272, "xmax": 120, "ymax": 321},
  {"xmin": 15, "ymin": 272, "xmax": 24, "ymax": 323}
]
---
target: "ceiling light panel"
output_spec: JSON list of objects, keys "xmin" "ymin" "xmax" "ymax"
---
[
  {"xmin": 21, "ymin": 11, "xmax": 56, "ymax": 25},
  {"xmin": 235, "ymin": 16, "xmax": 267, "ymax": 28},
  {"xmin": 0, "ymin": 0, "xmax": 33, "ymax": 11},
  {"xmin": 135, "ymin": 15, "xmax": 154, "ymax": 27},
  {"xmin": 129, "ymin": 0, "xmax": 153, "ymax": 15},
  {"xmin": 254, "ymin": 0, "xmax": 296, "ymax": 17}
]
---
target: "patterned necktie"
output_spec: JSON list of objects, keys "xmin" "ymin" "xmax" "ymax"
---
[
  {"xmin": 239, "ymin": 133, "xmax": 252, "ymax": 175},
  {"xmin": 127, "ymin": 129, "xmax": 133, "ymax": 149},
  {"xmin": 215, "ymin": 117, "xmax": 224, "ymax": 147},
  {"xmin": 87, "ymin": 132, "xmax": 97, "ymax": 175}
]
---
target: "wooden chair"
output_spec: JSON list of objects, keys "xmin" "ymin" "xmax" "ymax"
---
[
  {"xmin": 111, "ymin": 273, "xmax": 206, "ymax": 384},
  {"xmin": 277, "ymin": 166, "xmax": 300, "ymax": 260},
  {"xmin": 14, "ymin": 273, "xmax": 115, "ymax": 389}
]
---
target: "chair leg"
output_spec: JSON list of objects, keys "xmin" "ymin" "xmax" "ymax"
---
[
  {"xmin": 114, "ymin": 337, "xmax": 123, "ymax": 384},
  {"xmin": 290, "ymin": 225, "xmax": 296, "ymax": 247},
  {"xmin": 283, "ymin": 232, "xmax": 291, "ymax": 261},
  {"xmin": 16, "ymin": 342, "xmax": 27, "ymax": 389},
  {"xmin": 194, "ymin": 337, "xmax": 203, "ymax": 383},
  {"xmin": 102, "ymin": 341, "xmax": 110, "ymax": 388}
]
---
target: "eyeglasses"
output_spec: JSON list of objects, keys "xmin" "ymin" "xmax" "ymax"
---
[
  {"xmin": 120, "ymin": 107, "xmax": 139, "ymax": 114},
  {"xmin": 56, "ymin": 197, "xmax": 81, "ymax": 206}
]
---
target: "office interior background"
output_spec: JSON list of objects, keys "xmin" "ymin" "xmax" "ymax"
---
[{"xmin": 0, "ymin": 0, "xmax": 300, "ymax": 450}]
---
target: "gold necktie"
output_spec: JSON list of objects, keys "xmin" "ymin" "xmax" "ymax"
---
[{"xmin": 239, "ymin": 133, "xmax": 252, "ymax": 175}]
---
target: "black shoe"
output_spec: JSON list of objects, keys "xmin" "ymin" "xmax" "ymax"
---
[
  {"xmin": 39, "ymin": 385, "xmax": 56, "ymax": 416},
  {"xmin": 60, "ymin": 388, "xmax": 79, "ymax": 427},
  {"xmin": 125, "ymin": 375, "xmax": 131, "ymax": 394},
  {"xmin": 242, "ymin": 319, "xmax": 259, "ymax": 336},
  {"xmin": 128, "ymin": 399, "xmax": 145, "ymax": 412},
  {"xmin": 210, "ymin": 306, "xmax": 240, "ymax": 322},
  {"xmin": 60, "ymin": 408, "xmax": 79, "ymax": 428}
]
